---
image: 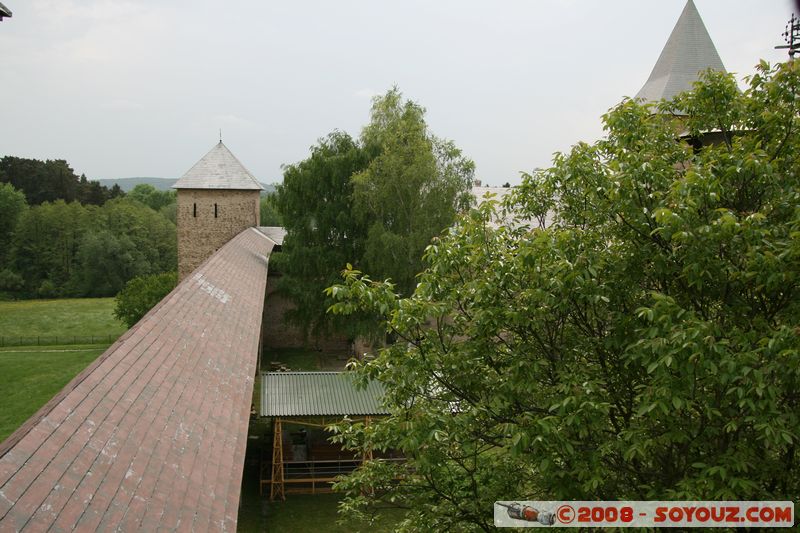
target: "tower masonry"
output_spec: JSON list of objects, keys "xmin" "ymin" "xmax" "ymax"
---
[{"xmin": 174, "ymin": 141, "xmax": 262, "ymax": 279}]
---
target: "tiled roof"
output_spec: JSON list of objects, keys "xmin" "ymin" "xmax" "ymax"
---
[
  {"xmin": 0, "ymin": 228, "xmax": 273, "ymax": 532},
  {"xmin": 256, "ymin": 226, "xmax": 286, "ymax": 247},
  {"xmin": 173, "ymin": 142, "xmax": 263, "ymax": 190},
  {"xmin": 635, "ymin": 0, "xmax": 726, "ymax": 105},
  {"xmin": 260, "ymin": 372, "xmax": 388, "ymax": 417}
]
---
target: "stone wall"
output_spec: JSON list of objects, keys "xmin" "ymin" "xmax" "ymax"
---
[
  {"xmin": 261, "ymin": 272, "xmax": 350, "ymax": 354},
  {"xmin": 176, "ymin": 189, "xmax": 260, "ymax": 279}
]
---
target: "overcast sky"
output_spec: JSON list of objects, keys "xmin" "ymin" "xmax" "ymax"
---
[{"xmin": 0, "ymin": 0, "xmax": 793, "ymax": 186}]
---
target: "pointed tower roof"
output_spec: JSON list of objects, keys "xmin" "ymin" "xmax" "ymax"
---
[
  {"xmin": 173, "ymin": 141, "xmax": 263, "ymax": 190},
  {"xmin": 635, "ymin": 0, "xmax": 726, "ymax": 104}
]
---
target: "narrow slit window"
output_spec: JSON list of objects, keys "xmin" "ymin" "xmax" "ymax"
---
[
  {"xmin": 193, "ymin": 203, "xmax": 197, "ymax": 217},
  {"xmin": 214, "ymin": 203, "xmax": 218, "ymax": 218}
]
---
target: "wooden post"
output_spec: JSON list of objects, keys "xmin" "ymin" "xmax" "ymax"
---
[
  {"xmin": 362, "ymin": 416, "xmax": 373, "ymax": 463},
  {"xmin": 270, "ymin": 418, "xmax": 285, "ymax": 501}
]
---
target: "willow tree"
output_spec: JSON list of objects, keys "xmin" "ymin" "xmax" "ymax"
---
[
  {"xmin": 328, "ymin": 61, "xmax": 800, "ymax": 531},
  {"xmin": 275, "ymin": 89, "xmax": 474, "ymax": 339}
]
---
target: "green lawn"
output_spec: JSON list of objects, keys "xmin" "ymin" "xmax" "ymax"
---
[
  {"xmin": 237, "ymin": 477, "xmax": 405, "ymax": 533},
  {"xmin": 0, "ymin": 344, "xmax": 109, "ymax": 442},
  {"xmin": 0, "ymin": 298, "xmax": 126, "ymax": 345}
]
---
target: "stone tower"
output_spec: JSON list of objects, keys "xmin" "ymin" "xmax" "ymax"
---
[{"xmin": 174, "ymin": 141, "xmax": 263, "ymax": 279}]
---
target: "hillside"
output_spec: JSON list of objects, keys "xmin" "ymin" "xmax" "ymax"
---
[{"xmin": 98, "ymin": 176, "xmax": 277, "ymax": 194}]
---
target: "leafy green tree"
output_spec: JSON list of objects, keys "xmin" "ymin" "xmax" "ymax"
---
[
  {"xmin": 159, "ymin": 203, "xmax": 177, "ymax": 224},
  {"xmin": 327, "ymin": 62, "xmax": 800, "ymax": 531},
  {"xmin": 114, "ymin": 271, "xmax": 178, "ymax": 328},
  {"xmin": 0, "ymin": 269, "xmax": 24, "ymax": 293},
  {"xmin": 8, "ymin": 197, "xmax": 176, "ymax": 297},
  {"xmin": 0, "ymin": 183, "xmax": 28, "ymax": 267},
  {"xmin": 80, "ymin": 176, "xmax": 109, "ymax": 206},
  {"xmin": 354, "ymin": 88, "xmax": 474, "ymax": 296},
  {"xmin": 11, "ymin": 200, "xmax": 94, "ymax": 295},
  {"xmin": 99, "ymin": 198, "xmax": 177, "ymax": 274},
  {"xmin": 127, "ymin": 183, "xmax": 176, "ymax": 212},
  {"xmin": 259, "ymin": 193, "xmax": 282, "ymax": 226},
  {"xmin": 109, "ymin": 183, "xmax": 125, "ymax": 199},
  {"xmin": 0, "ymin": 157, "xmax": 115, "ymax": 206},
  {"xmin": 74, "ymin": 230, "xmax": 151, "ymax": 296},
  {"xmin": 274, "ymin": 132, "xmax": 372, "ymax": 338},
  {"xmin": 275, "ymin": 89, "xmax": 474, "ymax": 339}
]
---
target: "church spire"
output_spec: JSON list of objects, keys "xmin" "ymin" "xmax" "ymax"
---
[{"xmin": 635, "ymin": 0, "xmax": 726, "ymax": 105}]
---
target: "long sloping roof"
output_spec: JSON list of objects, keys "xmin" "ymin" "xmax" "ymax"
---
[
  {"xmin": 256, "ymin": 226, "xmax": 286, "ymax": 247},
  {"xmin": 0, "ymin": 227, "xmax": 273, "ymax": 531},
  {"xmin": 635, "ymin": 0, "xmax": 726, "ymax": 104},
  {"xmin": 261, "ymin": 372, "xmax": 388, "ymax": 417},
  {"xmin": 173, "ymin": 141, "xmax": 263, "ymax": 190}
]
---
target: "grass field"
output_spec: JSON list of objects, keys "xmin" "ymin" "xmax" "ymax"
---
[
  {"xmin": 0, "ymin": 344, "xmax": 109, "ymax": 442},
  {"xmin": 0, "ymin": 298, "xmax": 124, "ymax": 441},
  {"xmin": 0, "ymin": 298, "xmax": 127, "ymax": 342}
]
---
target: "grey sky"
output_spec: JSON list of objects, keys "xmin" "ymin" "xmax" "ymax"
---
[{"xmin": 0, "ymin": 1, "xmax": 792, "ymax": 186}]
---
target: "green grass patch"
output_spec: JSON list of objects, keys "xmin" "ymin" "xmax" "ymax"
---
[
  {"xmin": 0, "ymin": 344, "xmax": 109, "ymax": 442},
  {"xmin": 0, "ymin": 298, "xmax": 126, "ymax": 345},
  {"xmin": 237, "ymin": 483, "xmax": 405, "ymax": 533},
  {"xmin": 264, "ymin": 493, "xmax": 404, "ymax": 532}
]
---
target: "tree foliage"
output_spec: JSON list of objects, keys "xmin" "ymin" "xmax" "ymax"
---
[
  {"xmin": 0, "ymin": 183, "xmax": 28, "ymax": 266},
  {"xmin": 260, "ymin": 192, "xmax": 282, "ymax": 226},
  {"xmin": 274, "ymin": 132, "xmax": 372, "ymax": 339},
  {"xmin": 113, "ymin": 271, "xmax": 178, "ymax": 328},
  {"xmin": 0, "ymin": 157, "xmax": 120, "ymax": 206},
  {"xmin": 5, "ymin": 198, "xmax": 176, "ymax": 298},
  {"xmin": 275, "ymin": 89, "xmax": 474, "ymax": 338},
  {"xmin": 127, "ymin": 183, "xmax": 176, "ymax": 212},
  {"xmin": 354, "ymin": 89, "xmax": 475, "ymax": 296},
  {"xmin": 327, "ymin": 62, "xmax": 800, "ymax": 531}
]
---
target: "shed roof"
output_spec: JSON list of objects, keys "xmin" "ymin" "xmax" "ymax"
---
[
  {"xmin": 173, "ymin": 141, "xmax": 263, "ymax": 190},
  {"xmin": 635, "ymin": 0, "xmax": 726, "ymax": 105},
  {"xmin": 260, "ymin": 372, "xmax": 388, "ymax": 417},
  {"xmin": 0, "ymin": 228, "xmax": 273, "ymax": 532}
]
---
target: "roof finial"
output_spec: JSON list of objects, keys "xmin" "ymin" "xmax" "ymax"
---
[
  {"xmin": 219, "ymin": 128, "xmax": 222, "ymax": 144},
  {"xmin": 776, "ymin": 13, "xmax": 800, "ymax": 58}
]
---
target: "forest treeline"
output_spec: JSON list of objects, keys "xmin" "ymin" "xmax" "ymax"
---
[
  {"xmin": 0, "ymin": 156, "xmax": 281, "ymax": 299},
  {"xmin": 0, "ymin": 156, "xmax": 176, "ymax": 298}
]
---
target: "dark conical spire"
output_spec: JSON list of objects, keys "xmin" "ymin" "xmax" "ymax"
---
[{"xmin": 636, "ymin": 0, "xmax": 727, "ymax": 104}]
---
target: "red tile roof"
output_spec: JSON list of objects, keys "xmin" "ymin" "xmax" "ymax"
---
[{"xmin": 0, "ymin": 227, "xmax": 273, "ymax": 532}]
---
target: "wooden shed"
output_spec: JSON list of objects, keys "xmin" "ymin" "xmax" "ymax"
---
[{"xmin": 259, "ymin": 371, "xmax": 399, "ymax": 500}]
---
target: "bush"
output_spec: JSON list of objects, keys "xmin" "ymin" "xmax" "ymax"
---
[
  {"xmin": 37, "ymin": 279, "xmax": 57, "ymax": 298},
  {"xmin": 113, "ymin": 271, "xmax": 178, "ymax": 328},
  {"xmin": 0, "ymin": 269, "xmax": 24, "ymax": 292}
]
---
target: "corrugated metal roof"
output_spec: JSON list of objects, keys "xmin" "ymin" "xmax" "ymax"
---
[
  {"xmin": 635, "ymin": 0, "xmax": 726, "ymax": 105},
  {"xmin": 0, "ymin": 228, "xmax": 273, "ymax": 532},
  {"xmin": 261, "ymin": 372, "xmax": 388, "ymax": 417},
  {"xmin": 173, "ymin": 141, "xmax": 263, "ymax": 190},
  {"xmin": 257, "ymin": 226, "xmax": 286, "ymax": 246}
]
